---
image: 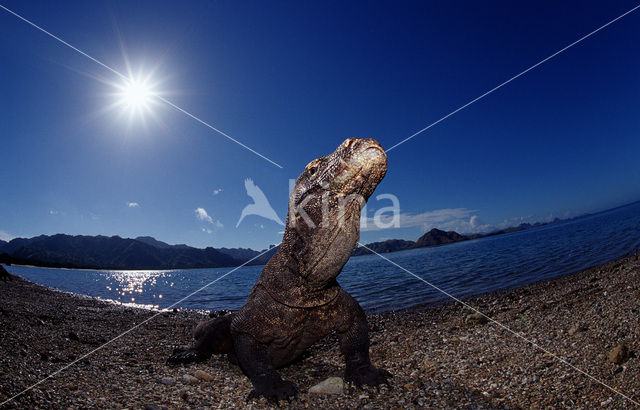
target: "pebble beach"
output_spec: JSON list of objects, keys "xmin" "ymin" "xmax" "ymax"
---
[{"xmin": 1, "ymin": 253, "xmax": 639, "ymax": 408}]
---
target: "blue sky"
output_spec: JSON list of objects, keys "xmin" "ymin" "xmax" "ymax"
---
[{"xmin": 1, "ymin": 0, "xmax": 639, "ymax": 250}]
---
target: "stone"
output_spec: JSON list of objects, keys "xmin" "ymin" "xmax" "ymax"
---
[
  {"xmin": 568, "ymin": 324, "xmax": 587, "ymax": 336},
  {"xmin": 182, "ymin": 374, "xmax": 199, "ymax": 385},
  {"xmin": 158, "ymin": 377, "xmax": 175, "ymax": 385},
  {"xmin": 144, "ymin": 405, "xmax": 166, "ymax": 410},
  {"xmin": 194, "ymin": 370, "xmax": 215, "ymax": 381},
  {"xmin": 465, "ymin": 312, "xmax": 488, "ymax": 325},
  {"xmin": 609, "ymin": 343, "xmax": 630, "ymax": 365},
  {"xmin": 308, "ymin": 377, "xmax": 344, "ymax": 395},
  {"xmin": 51, "ymin": 354, "xmax": 66, "ymax": 363}
]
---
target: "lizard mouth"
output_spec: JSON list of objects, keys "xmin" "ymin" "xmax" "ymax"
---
[
  {"xmin": 360, "ymin": 145, "xmax": 386, "ymax": 166},
  {"xmin": 355, "ymin": 139, "xmax": 386, "ymax": 166},
  {"xmin": 329, "ymin": 140, "xmax": 387, "ymax": 194}
]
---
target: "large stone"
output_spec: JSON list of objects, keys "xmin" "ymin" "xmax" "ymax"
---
[
  {"xmin": 465, "ymin": 312, "xmax": 488, "ymax": 325},
  {"xmin": 568, "ymin": 324, "xmax": 587, "ymax": 336},
  {"xmin": 182, "ymin": 374, "xmax": 199, "ymax": 385},
  {"xmin": 609, "ymin": 343, "xmax": 630, "ymax": 365},
  {"xmin": 194, "ymin": 369, "xmax": 215, "ymax": 381},
  {"xmin": 309, "ymin": 377, "xmax": 344, "ymax": 395},
  {"xmin": 158, "ymin": 376, "xmax": 175, "ymax": 385},
  {"xmin": 144, "ymin": 405, "xmax": 166, "ymax": 410}
]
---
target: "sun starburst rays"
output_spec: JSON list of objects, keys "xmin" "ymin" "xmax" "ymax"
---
[
  {"xmin": 93, "ymin": 66, "xmax": 167, "ymax": 133},
  {"xmin": 114, "ymin": 69, "xmax": 160, "ymax": 122},
  {"xmin": 119, "ymin": 78, "xmax": 153, "ymax": 110}
]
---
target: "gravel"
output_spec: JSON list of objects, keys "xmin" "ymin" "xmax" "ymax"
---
[{"xmin": 1, "ymin": 252, "xmax": 639, "ymax": 408}]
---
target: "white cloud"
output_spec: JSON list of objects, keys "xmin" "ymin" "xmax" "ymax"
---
[
  {"xmin": 360, "ymin": 206, "xmax": 551, "ymax": 235},
  {"xmin": 213, "ymin": 188, "xmax": 223, "ymax": 196},
  {"xmin": 127, "ymin": 202, "xmax": 140, "ymax": 208},
  {"xmin": 202, "ymin": 227, "xmax": 213, "ymax": 234},
  {"xmin": 361, "ymin": 208, "xmax": 499, "ymax": 234},
  {"xmin": 49, "ymin": 210, "xmax": 59, "ymax": 215},
  {"xmin": 362, "ymin": 208, "xmax": 474, "ymax": 231},
  {"xmin": 195, "ymin": 207, "xmax": 223, "ymax": 229},
  {"xmin": 0, "ymin": 230, "xmax": 13, "ymax": 242},
  {"xmin": 195, "ymin": 207, "xmax": 214, "ymax": 224}
]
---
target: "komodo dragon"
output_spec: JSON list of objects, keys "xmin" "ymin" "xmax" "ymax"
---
[{"xmin": 169, "ymin": 138, "xmax": 391, "ymax": 401}]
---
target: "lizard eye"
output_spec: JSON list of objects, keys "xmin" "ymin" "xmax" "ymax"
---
[{"xmin": 304, "ymin": 158, "xmax": 323, "ymax": 177}]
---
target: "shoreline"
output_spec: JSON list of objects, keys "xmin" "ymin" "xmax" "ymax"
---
[
  {"xmin": 10, "ymin": 245, "xmax": 636, "ymax": 317},
  {"xmin": 1, "ymin": 254, "xmax": 639, "ymax": 408}
]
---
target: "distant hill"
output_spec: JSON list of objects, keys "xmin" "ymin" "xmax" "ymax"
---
[
  {"xmin": 350, "ymin": 228, "xmax": 475, "ymax": 257},
  {"xmin": 258, "ymin": 245, "xmax": 280, "ymax": 264},
  {"xmin": 134, "ymin": 236, "xmax": 190, "ymax": 249},
  {"xmin": 217, "ymin": 246, "xmax": 279, "ymax": 266},
  {"xmin": 352, "ymin": 217, "xmax": 575, "ymax": 256},
  {"xmin": 0, "ymin": 234, "xmax": 240, "ymax": 270},
  {"xmin": 217, "ymin": 245, "xmax": 279, "ymax": 265},
  {"xmin": 0, "ymin": 235, "xmax": 50, "ymax": 255},
  {"xmin": 351, "ymin": 239, "xmax": 415, "ymax": 256},
  {"xmin": 217, "ymin": 247, "xmax": 261, "ymax": 262},
  {"xmin": 415, "ymin": 229, "xmax": 466, "ymax": 248}
]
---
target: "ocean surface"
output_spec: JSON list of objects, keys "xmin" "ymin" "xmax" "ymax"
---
[{"xmin": 7, "ymin": 201, "xmax": 640, "ymax": 313}]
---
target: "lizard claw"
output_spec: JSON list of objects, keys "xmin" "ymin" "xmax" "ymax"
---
[
  {"xmin": 167, "ymin": 348, "xmax": 207, "ymax": 365},
  {"xmin": 247, "ymin": 377, "xmax": 298, "ymax": 403},
  {"xmin": 346, "ymin": 364, "xmax": 392, "ymax": 388}
]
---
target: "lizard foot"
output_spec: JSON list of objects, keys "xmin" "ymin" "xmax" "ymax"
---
[
  {"xmin": 346, "ymin": 364, "xmax": 392, "ymax": 388},
  {"xmin": 248, "ymin": 376, "xmax": 298, "ymax": 403},
  {"xmin": 167, "ymin": 348, "xmax": 208, "ymax": 365}
]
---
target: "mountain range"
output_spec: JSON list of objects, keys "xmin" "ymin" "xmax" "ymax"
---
[
  {"xmin": 350, "ymin": 220, "xmax": 556, "ymax": 256},
  {"xmin": 0, "ymin": 217, "xmax": 569, "ymax": 270},
  {"xmin": 0, "ymin": 234, "xmax": 275, "ymax": 270}
]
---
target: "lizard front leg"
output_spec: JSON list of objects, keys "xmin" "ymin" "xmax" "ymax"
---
[
  {"xmin": 337, "ymin": 294, "xmax": 392, "ymax": 387},
  {"xmin": 167, "ymin": 315, "xmax": 233, "ymax": 365},
  {"xmin": 233, "ymin": 332, "xmax": 298, "ymax": 402}
]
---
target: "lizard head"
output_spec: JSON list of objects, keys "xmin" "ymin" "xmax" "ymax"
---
[
  {"xmin": 283, "ymin": 138, "xmax": 387, "ymax": 287},
  {"xmin": 290, "ymin": 138, "xmax": 387, "ymax": 212}
]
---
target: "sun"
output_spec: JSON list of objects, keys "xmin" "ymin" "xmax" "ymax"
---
[
  {"xmin": 97, "ymin": 65, "xmax": 166, "ymax": 129},
  {"xmin": 122, "ymin": 80, "xmax": 152, "ymax": 107},
  {"xmin": 117, "ymin": 77, "xmax": 155, "ymax": 112}
]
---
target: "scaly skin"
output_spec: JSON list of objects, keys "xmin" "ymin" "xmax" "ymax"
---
[{"xmin": 168, "ymin": 138, "xmax": 391, "ymax": 402}]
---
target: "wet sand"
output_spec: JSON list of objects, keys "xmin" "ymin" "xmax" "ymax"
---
[{"xmin": 1, "ymin": 253, "xmax": 639, "ymax": 408}]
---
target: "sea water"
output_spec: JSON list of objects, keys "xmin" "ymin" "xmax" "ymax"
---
[{"xmin": 7, "ymin": 201, "xmax": 640, "ymax": 313}]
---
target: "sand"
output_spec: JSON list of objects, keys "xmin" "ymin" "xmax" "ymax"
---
[{"xmin": 1, "ymin": 252, "xmax": 639, "ymax": 408}]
